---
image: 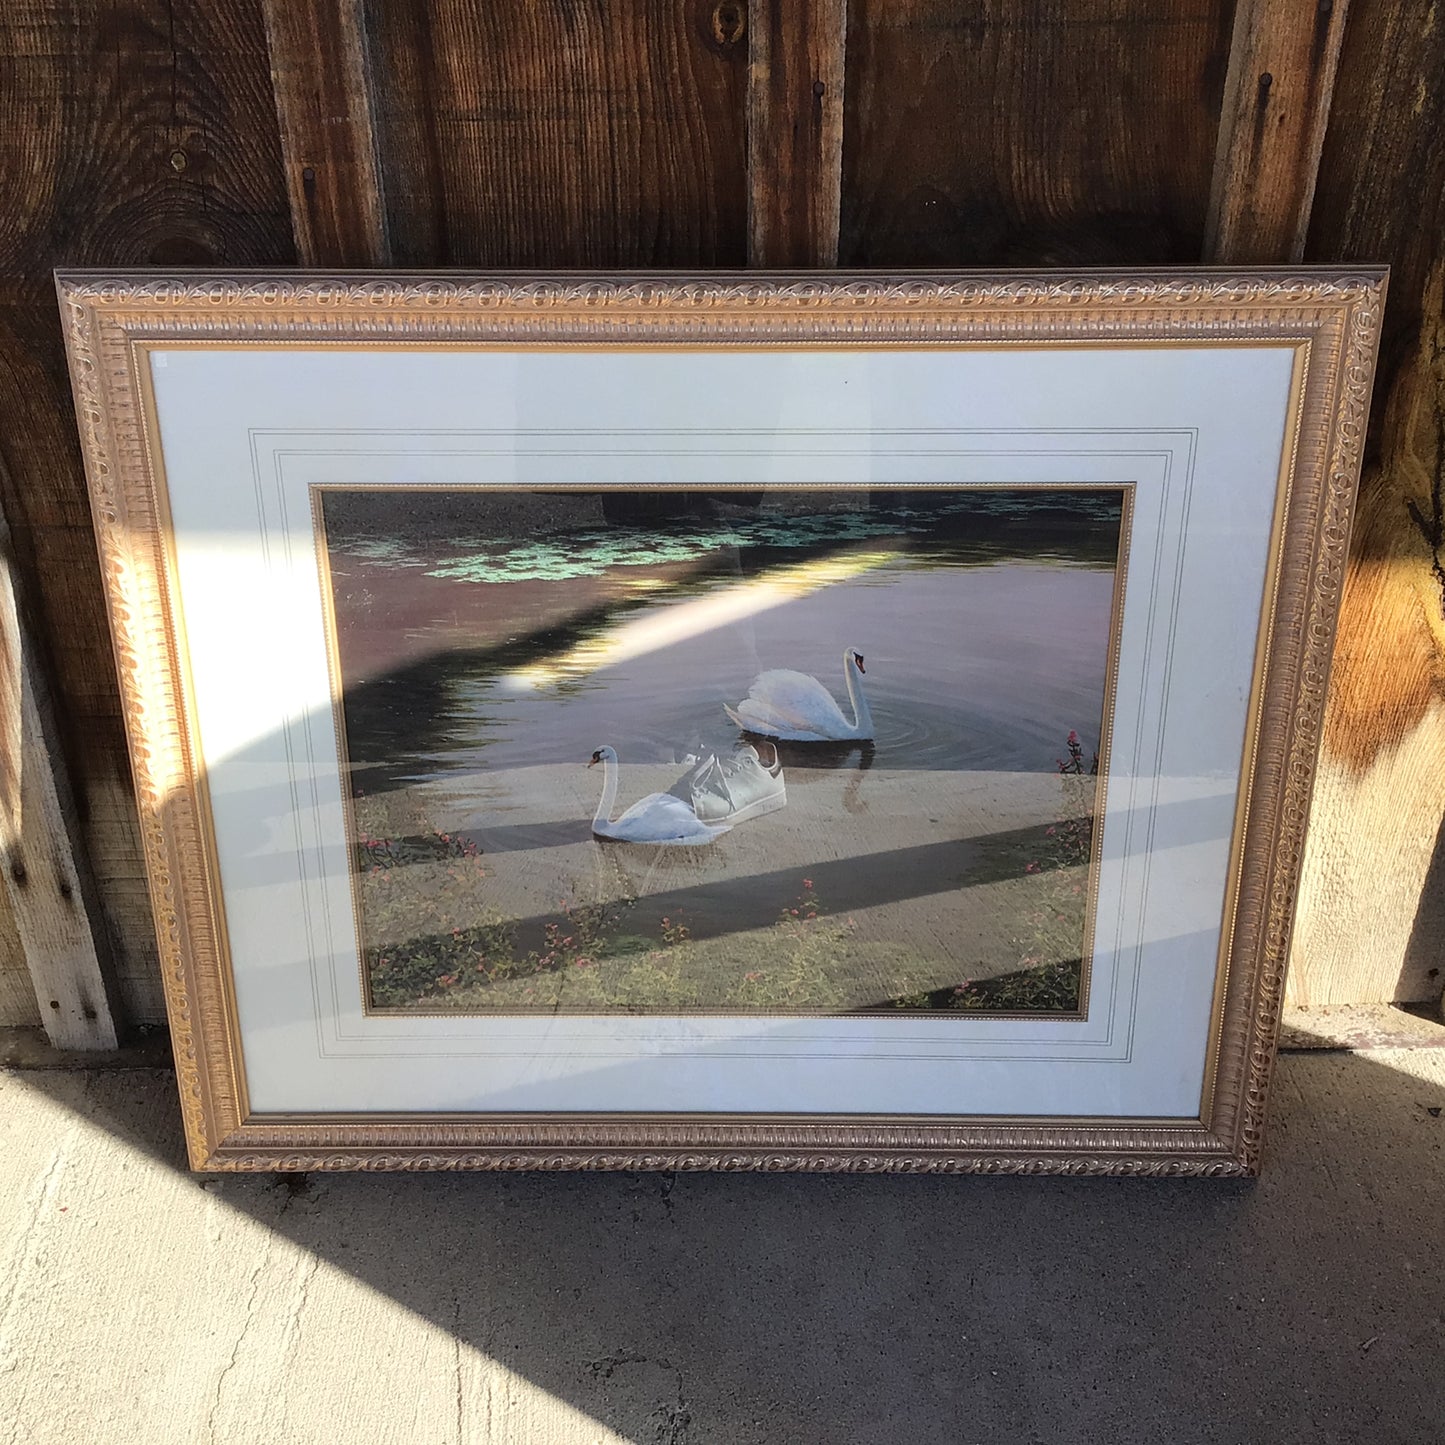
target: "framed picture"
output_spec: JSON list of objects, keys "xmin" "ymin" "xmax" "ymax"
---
[{"xmin": 58, "ymin": 268, "xmax": 1384, "ymax": 1174}]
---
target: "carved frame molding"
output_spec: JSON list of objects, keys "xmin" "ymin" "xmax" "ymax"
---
[{"xmin": 56, "ymin": 268, "xmax": 1385, "ymax": 1174}]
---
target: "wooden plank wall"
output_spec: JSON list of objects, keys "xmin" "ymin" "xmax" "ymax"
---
[
  {"xmin": 0, "ymin": 0, "xmax": 295, "ymax": 1026},
  {"xmin": 0, "ymin": 0, "xmax": 1439, "ymax": 1027},
  {"xmin": 1291, "ymin": 0, "xmax": 1445, "ymax": 1004},
  {"xmin": 842, "ymin": 1, "xmax": 1233, "ymax": 265}
]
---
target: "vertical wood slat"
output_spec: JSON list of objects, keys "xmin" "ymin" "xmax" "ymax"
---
[
  {"xmin": 1203, "ymin": 0, "xmax": 1350, "ymax": 263},
  {"xmin": 1290, "ymin": 274, "xmax": 1445, "ymax": 1004},
  {"xmin": 261, "ymin": 0, "xmax": 390, "ymax": 266},
  {"xmin": 840, "ymin": 1, "xmax": 1234, "ymax": 268},
  {"xmin": 372, "ymin": 0, "xmax": 749, "ymax": 269},
  {"xmin": 0, "ymin": 500, "xmax": 119, "ymax": 1049},
  {"xmin": 1287, "ymin": 0, "xmax": 1445, "ymax": 1006},
  {"xmin": 747, "ymin": 0, "xmax": 847, "ymax": 267},
  {"xmin": 0, "ymin": 0, "xmax": 298, "ymax": 1033}
]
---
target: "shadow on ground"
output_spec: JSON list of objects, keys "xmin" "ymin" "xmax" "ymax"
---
[
  {"xmin": 9, "ymin": 548, "xmax": 1441, "ymax": 1440},
  {"xmin": 8, "ymin": 1034, "xmax": 1445, "ymax": 1443}
]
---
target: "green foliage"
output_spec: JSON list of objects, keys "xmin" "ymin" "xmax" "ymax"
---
[
  {"xmin": 939, "ymin": 957, "xmax": 1082, "ymax": 1013},
  {"xmin": 731, "ymin": 880, "xmax": 852, "ymax": 1011},
  {"xmin": 359, "ymin": 826, "xmax": 504, "ymax": 1008},
  {"xmin": 882, "ymin": 731, "xmax": 1095, "ymax": 1014}
]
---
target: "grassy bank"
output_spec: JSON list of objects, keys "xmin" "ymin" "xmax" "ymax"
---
[{"xmin": 350, "ymin": 757, "xmax": 1094, "ymax": 1015}]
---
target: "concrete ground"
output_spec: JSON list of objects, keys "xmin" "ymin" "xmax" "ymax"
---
[{"xmin": 3, "ymin": 1022, "xmax": 1444, "ymax": 1444}]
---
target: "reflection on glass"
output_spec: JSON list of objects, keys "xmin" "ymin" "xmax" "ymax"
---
[{"xmin": 318, "ymin": 486, "xmax": 1124, "ymax": 1016}]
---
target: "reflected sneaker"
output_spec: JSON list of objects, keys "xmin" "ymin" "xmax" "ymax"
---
[{"xmin": 687, "ymin": 744, "xmax": 787, "ymax": 825}]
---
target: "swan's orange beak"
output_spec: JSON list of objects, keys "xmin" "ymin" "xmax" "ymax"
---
[{"xmin": 587, "ymin": 757, "xmax": 599, "ymax": 768}]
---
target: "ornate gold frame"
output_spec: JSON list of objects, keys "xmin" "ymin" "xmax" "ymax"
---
[{"xmin": 56, "ymin": 268, "xmax": 1385, "ymax": 1175}]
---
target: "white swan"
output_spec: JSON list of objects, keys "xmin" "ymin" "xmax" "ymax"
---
[
  {"xmin": 588, "ymin": 746, "xmax": 731, "ymax": 845},
  {"xmin": 725, "ymin": 648, "xmax": 874, "ymax": 742}
]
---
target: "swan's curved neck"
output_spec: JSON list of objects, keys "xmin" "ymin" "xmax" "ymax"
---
[
  {"xmin": 593, "ymin": 756, "xmax": 619, "ymax": 827},
  {"xmin": 844, "ymin": 657, "xmax": 872, "ymax": 736}
]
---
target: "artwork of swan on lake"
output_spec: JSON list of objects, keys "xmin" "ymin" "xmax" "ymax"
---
[
  {"xmin": 588, "ymin": 745, "xmax": 732, "ymax": 845},
  {"xmin": 725, "ymin": 647, "xmax": 875, "ymax": 742}
]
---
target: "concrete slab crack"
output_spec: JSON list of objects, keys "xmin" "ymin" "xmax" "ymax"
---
[
  {"xmin": 206, "ymin": 1243, "xmax": 270, "ymax": 1444},
  {"xmin": 654, "ymin": 1359, "xmax": 691, "ymax": 1445},
  {"xmin": 277, "ymin": 1253, "xmax": 318, "ymax": 1381},
  {"xmin": 586, "ymin": 1352, "xmax": 649, "ymax": 1380},
  {"xmin": 585, "ymin": 1353, "xmax": 690, "ymax": 1444},
  {"xmin": 0, "ymin": 1102, "xmax": 82, "ymax": 1445},
  {"xmin": 452, "ymin": 1289, "xmax": 465, "ymax": 1443}
]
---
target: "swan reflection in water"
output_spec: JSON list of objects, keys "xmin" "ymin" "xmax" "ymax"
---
[{"xmin": 761, "ymin": 736, "xmax": 875, "ymax": 814}]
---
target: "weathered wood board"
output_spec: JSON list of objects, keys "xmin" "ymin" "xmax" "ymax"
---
[
  {"xmin": 840, "ymin": 0, "xmax": 1234, "ymax": 265},
  {"xmin": 1292, "ymin": 0, "xmax": 1445, "ymax": 1004},
  {"xmin": 0, "ymin": 0, "xmax": 294, "ymax": 1027},
  {"xmin": 371, "ymin": 0, "xmax": 749, "ymax": 267},
  {"xmin": 0, "ymin": 0, "xmax": 1440, "ymax": 1026}
]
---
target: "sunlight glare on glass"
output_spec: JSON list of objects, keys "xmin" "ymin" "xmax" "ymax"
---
[{"xmin": 501, "ymin": 548, "xmax": 900, "ymax": 691}]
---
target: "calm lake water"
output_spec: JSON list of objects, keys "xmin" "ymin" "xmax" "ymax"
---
[{"xmin": 325, "ymin": 488, "xmax": 1124, "ymax": 822}]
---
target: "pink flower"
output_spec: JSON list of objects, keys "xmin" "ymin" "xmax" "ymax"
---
[
  {"xmin": 802, "ymin": 878, "xmax": 813, "ymax": 889},
  {"xmin": 1025, "ymin": 862, "xmax": 1040, "ymax": 874}
]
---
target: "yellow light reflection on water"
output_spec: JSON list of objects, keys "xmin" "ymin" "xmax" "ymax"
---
[{"xmin": 503, "ymin": 548, "xmax": 900, "ymax": 690}]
